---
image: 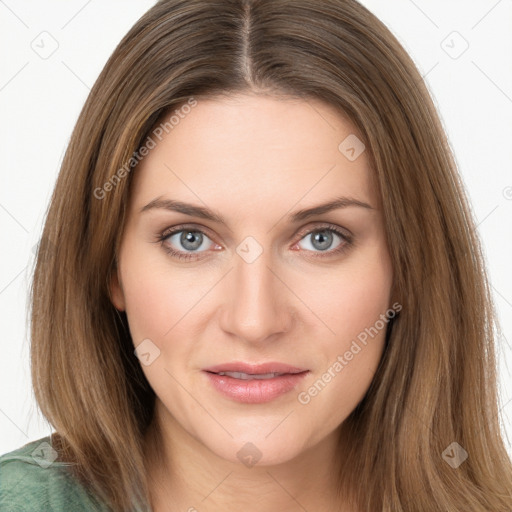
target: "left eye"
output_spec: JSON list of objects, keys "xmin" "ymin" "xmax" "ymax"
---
[{"xmin": 295, "ymin": 229, "xmax": 344, "ymax": 252}]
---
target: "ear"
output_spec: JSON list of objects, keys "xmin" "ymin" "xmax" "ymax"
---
[{"xmin": 109, "ymin": 266, "xmax": 126, "ymax": 312}]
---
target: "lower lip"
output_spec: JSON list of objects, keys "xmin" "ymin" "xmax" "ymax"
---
[{"xmin": 204, "ymin": 371, "xmax": 309, "ymax": 404}]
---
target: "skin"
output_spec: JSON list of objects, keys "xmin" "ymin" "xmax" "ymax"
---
[{"xmin": 110, "ymin": 92, "xmax": 393, "ymax": 512}]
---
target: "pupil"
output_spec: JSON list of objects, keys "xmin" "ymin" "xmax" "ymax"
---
[
  {"xmin": 182, "ymin": 231, "xmax": 202, "ymax": 250},
  {"xmin": 313, "ymin": 230, "xmax": 332, "ymax": 251}
]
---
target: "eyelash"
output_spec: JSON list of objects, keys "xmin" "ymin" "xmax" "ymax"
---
[{"xmin": 155, "ymin": 223, "xmax": 353, "ymax": 261}]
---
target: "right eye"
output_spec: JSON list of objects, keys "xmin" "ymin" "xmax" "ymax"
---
[{"xmin": 157, "ymin": 225, "xmax": 221, "ymax": 261}]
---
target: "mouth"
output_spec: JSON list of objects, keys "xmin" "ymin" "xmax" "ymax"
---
[
  {"xmin": 202, "ymin": 362, "xmax": 309, "ymax": 403},
  {"xmin": 203, "ymin": 361, "xmax": 308, "ymax": 375},
  {"xmin": 211, "ymin": 371, "xmax": 294, "ymax": 380}
]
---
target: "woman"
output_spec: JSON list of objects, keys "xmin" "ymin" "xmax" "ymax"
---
[{"xmin": 1, "ymin": 0, "xmax": 511, "ymax": 510}]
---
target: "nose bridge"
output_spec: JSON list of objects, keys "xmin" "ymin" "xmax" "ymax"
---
[{"xmin": 219, "ymin": 236, "xmax": 291, "ymax": 342}]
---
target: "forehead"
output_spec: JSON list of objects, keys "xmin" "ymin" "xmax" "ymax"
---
[{"xmin": 130, "ymin": 93, "xmax": 377, "ymax": 218}]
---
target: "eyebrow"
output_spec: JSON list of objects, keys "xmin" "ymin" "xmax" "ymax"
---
[{"xmin": 139, "ymin": 196, "xmax": 374, "ymax": 224}]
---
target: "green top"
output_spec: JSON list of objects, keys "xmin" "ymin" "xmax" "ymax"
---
[{"xmin": 0, "ymin": 436, "xmax": 111, "ymax": 511}]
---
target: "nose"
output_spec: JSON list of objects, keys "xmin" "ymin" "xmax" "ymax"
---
[{"xmin": 218, "ymin": 243, "xmax": 293, "ymax": 344}]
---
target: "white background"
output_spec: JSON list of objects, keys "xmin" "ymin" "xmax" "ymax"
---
[{"xmin": 1, "ymin": 0, "xmax": 511, "ymax": 457}]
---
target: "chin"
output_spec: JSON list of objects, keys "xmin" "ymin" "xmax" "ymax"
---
[{"xmin": 202, "ymin": 430, "xmax": 309, "ymax": 469}]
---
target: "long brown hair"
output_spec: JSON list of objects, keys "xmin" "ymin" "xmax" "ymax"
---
[{"xmin": 30, "ymin": 0, "xmax": 512, "ymax": 510}]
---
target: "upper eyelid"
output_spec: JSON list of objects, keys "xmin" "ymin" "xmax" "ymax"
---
[{"xmin": 161, "ymin": 224, "xmax": 217, "ymax": 243}]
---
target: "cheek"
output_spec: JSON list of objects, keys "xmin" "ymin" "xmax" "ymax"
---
[
  {"xmin": 119, "ymin": 252, "xmax": 202, "ymax": 403},
  {"xmin": 123, "ymin": 272, "xmax": 173, "ymax": 344},
  {"xmin": 119, "ymin": 244, "xmax": 209, "ymax": 346},
  {"xmin": 297, "ymin": 247, "xmax": 392, "ymax": 405},
  {"xmin": 303, "ymin": 247, "xmax": 392, "ymax": 348}
]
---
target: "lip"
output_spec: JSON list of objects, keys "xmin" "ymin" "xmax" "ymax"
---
[
  {"xmin": 203, "ymin": 361, "xmax": 308, "ymax": 375},
  {"xmin": 202, "ymin": 361, "xmax": 309, "ymax": 404}
]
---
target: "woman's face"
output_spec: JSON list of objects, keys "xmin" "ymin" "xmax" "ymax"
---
[{"xmin": 110, "ymin": 93, "xmax": 394, "ymax": 467}]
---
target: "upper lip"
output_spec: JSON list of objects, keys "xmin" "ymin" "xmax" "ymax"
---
[{"xmin": 203, "ymin": 362, "xmax": 308, "ymax": 375}]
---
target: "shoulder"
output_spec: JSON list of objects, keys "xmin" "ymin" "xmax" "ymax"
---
[{"xmin": 0, "ymin": 435, "xmax": 109, "ymax": 511}]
